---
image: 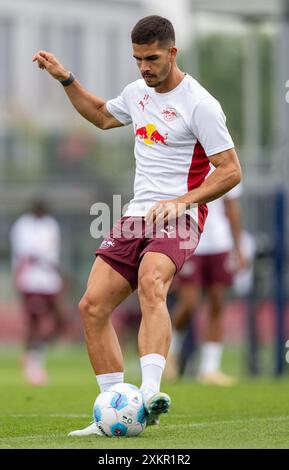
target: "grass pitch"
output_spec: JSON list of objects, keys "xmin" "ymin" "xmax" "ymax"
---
[{"xmin": 0, "ymin": 345, "xmax": 288, "ymax": 449}]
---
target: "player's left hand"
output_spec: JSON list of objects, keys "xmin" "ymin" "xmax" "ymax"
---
[{"xmin": 145, "ymin": 199, "xmax": 187, "ymax": 225}]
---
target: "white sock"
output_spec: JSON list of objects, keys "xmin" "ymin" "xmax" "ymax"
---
[
  {"xmin": 199, "ymin": 342, "xmax": 223, "ymax": 375},
  {"xmin": 170, "ymin": 330, "xmax": 185, "ymax": 357},
  {"xmin": 27, "ymin": 349, "xmax": 46, "ymax": 368},
  {"xmin": 140, "ymin": 353, "xmax": 166, "ymax": 400},
  {"xmin": 96, "ymin": 372, "xmax": 124, "ymax": 393}
]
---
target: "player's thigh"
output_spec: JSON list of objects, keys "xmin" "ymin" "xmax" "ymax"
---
[
  {"xmin": 83, "ymin": 256, "xmax": 133, "ymax": 310},
  {"xmin": 138, "ymin": 251, "xmax": 176, "ymax": 300}
]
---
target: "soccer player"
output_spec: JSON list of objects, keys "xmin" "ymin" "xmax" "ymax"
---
[
  {"xmin": 166, "ymin": 183, "xmax": 247, "ymax": 385},
  {"xmin": 33, "ymin": 15, "xmax": 241, "ymax": 434},
  {"xmin": 10, "ymin": 200, "xmax": 65, "ymax": 385}
]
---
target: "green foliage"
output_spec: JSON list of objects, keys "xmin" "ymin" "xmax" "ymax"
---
[
  {"xmin": 181, "ymin": 32, "xmax": 274, "ymax": 148},
  {"xmin": 197, "ymin": 34, "xmax": 244, "ymax": 146}
]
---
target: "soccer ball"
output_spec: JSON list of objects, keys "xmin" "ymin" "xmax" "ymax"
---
[{"xmin": 93, "ymin": 383, "xmax": 147, "ymax": 437}]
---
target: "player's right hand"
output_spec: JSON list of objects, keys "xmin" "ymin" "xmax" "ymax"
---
[
  {"xmin": 234, "ymin": 250, "xmax": 249, "ymax": 272},
  {"xmin": 32, "ymin": 51, "xmax": 70, "ymax": 82}
]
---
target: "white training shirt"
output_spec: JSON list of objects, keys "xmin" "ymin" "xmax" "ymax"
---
[
  {"xmin": 195, "ymin": 182, "xmax": 243, "ymax": 255},
  {"xmin": 106, "ymin": 74, "xmax": 234, "ymax": 228},
  {"xmin": 10, "ymin": 214, "xmax": 63, "ymax": 294}
]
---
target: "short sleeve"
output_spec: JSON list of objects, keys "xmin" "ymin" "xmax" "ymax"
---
[
  {"xmin": 191, "ymin": 97, "xmax": 234, "ymax": 157},
  {"xmin": 224, "ymin": 182, "xmax": 243, "ymax": 200},
  {"xmin": 106, "ymin": 86, "xmax": 132, "ymax": 126}
]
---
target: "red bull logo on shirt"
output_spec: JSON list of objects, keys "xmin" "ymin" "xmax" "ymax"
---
[{"xmin": 135, "ymin": 123, "xmax": 168, "ymax": 146}]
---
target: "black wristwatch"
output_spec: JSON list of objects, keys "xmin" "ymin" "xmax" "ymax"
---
[{"xmin": 60, "ymin": 72, "xmax": 75, "ymax": 87}]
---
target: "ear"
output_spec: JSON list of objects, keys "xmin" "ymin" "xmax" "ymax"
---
[{"xmin": 169, "ymin": 46, "xmax": 177, "ymax": 60}]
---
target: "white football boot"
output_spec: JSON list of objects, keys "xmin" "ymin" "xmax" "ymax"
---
[
  {"xmin": 21, "ymin": 353, "xmax": 49, "ymax": 386},
  {"xmin": 143, "ymin": 391, "xmax": 171, "ymax": 426},
  {"xmin": 198, "ymin": 371, "xmax": 238, "ymax": 386},
  {"xmin": 68, "ymin": 421, "xmax": 103, "ymax": 437}
]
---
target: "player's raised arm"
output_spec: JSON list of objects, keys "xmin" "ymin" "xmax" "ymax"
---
[{"xmin": 32, "ymin": 50, "xmax": 123, "ymax": 130}]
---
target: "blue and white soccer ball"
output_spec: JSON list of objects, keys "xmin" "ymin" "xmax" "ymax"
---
[{"xmin": 93, "ymin": 383, "xmax": 147, "ymax": 437}]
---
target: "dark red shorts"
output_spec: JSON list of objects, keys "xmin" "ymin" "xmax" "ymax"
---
[
  {"xmin": 177, "ymin": 251, "xmax": 234, "ymax": 287},
  {"xmin": 95, "ymin": 215, "xmax": 201, "ymax": 290},
  {"xmin": 21, "ymin": 293, "xmax": 60, "ymax": 318}
]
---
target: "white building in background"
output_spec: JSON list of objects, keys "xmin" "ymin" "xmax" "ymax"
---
[{"xmin": 0, "ymin": 0, "xmax": 144, "ymax": 131}]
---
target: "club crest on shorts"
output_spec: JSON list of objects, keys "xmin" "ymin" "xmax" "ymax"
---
[{"xmin": 100, "ymin": 239, "xmax": 115, "ymax": 249}]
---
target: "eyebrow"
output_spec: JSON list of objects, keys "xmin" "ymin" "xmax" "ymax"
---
[{"xmin": 133, "ymin": 54, "xmax": 160, "ymax": 61}]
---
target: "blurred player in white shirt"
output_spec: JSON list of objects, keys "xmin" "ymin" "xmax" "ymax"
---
[
  {"xmin": 10, "ymin": 200, "xmax": 65, "ymax": 385},
  {"xmin": 166, "ymin": 182, "xmax": 247, "ymax": 385}
]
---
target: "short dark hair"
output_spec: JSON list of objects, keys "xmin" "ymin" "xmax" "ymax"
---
[{"xmin": 131, "ymin": 15, "xmax": 175, "ymax": 46}]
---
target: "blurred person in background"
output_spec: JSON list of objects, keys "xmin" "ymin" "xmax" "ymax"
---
[
  {"xmin": 166, "ymin": 181, "xmax": 247, "ymax": 385},
  {"xmin": 10, "ymin": 199, "xmax": 65, "ymax": 385}
]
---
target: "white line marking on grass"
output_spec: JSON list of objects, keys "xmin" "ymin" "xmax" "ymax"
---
[
  {"xmin": 0, "ymin": 414, "xmax": 90, "ymax": 418},
  {"xmin": 0, "ymin": 434, "xmax": 65, "ymax": 442},
  {"xmin": 1, "ymin": 414, "xmax": 289, "ymax": 443},
  {"xmin": 0, "ymin": 414, "xmax": 289, "ymax": 444},
  {"xmin": 163, "ymin": 415, "xmax": 289, "ymax": 429},
  {"xmin": 1, "ymin": 414, "xmax": 289, "ymax": 425}
]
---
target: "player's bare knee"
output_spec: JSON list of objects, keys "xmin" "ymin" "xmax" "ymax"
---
[
  {"xmin": 208, "ymin": 307, "xmax": 223, "ymax": 320},
  {"xmin": 138, "ymin": 272, "xmax": 166, "ymax": 308},
  {"xmin": 208, "ymin": 295, "xmax": 225, "ymax": 316},
  {"xmin": 180, "ymin": 297, "xmax": 195, "ymax": 313},
  {"xmin": 79, "ymin": 295, "xmax": 110, "ymax": 324},
  {"xmin": 174, "ymin": 306, "xmax": 192, "ymax": 330}
]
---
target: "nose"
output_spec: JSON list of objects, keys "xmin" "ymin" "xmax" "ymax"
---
[{"xmin": 140, "ymin": 61, "xmax": 150, "ymax": 74}]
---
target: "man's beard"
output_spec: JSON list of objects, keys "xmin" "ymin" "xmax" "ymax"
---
[
  {"xmin": 144, "ymin": 63, "xmax": 170, "ymax": 88},
  {"xmin": 143, "ymin": 74, "xmax": 163, "ymax": 88},
  {"xmin": 146, "ymin": 80, "xmax": 162, "ymax": 88}
]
